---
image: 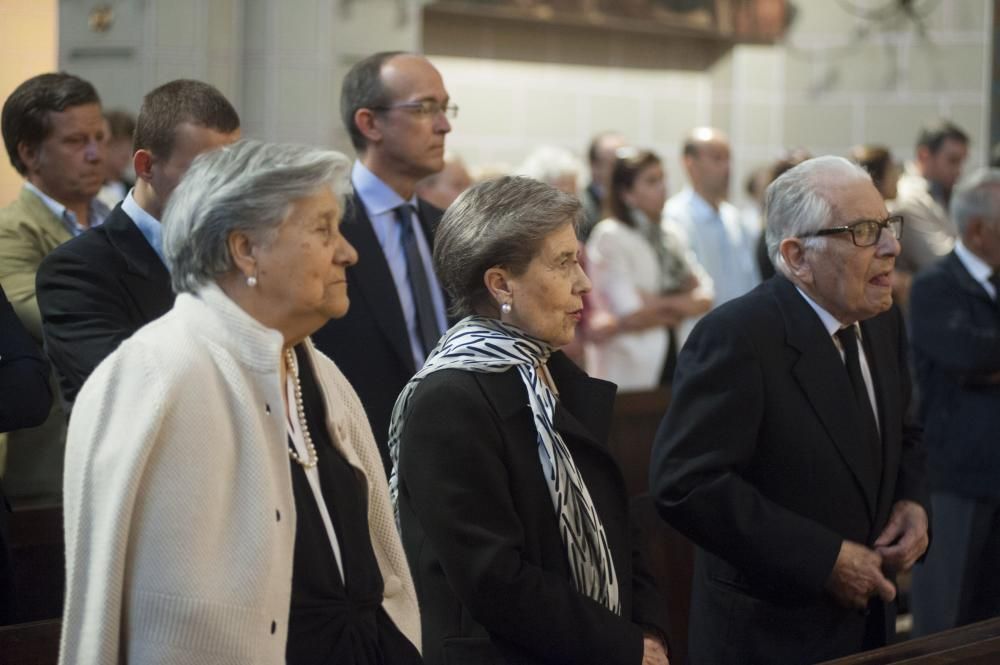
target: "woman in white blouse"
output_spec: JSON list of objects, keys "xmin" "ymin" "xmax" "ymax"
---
[{"xmin": 585, "ymin": 148, "xmax": 713, "ymax": 391}]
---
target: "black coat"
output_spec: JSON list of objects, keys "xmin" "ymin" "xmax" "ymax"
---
[
  {"xmin": 910, "ymin": 251, "xmax": 1000, "ymax": 498},
  {"xmin": 311, "ymin": 193, "xmax": 444, "ymax": 472},
  {"xmin": 36, "ymin": 204, "xmax": 174, "ymax": 405},
  {"xmin": 650, "ymin": 275, "xmax": 929, "ymax": 665},
  {"xmin": 397, "ymin": 351, "xmax": 668, "ymax": 665}
]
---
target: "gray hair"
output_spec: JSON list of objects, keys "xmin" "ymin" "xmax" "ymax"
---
[
  {"xmin": 163, "ymin": 139, "xmax": 352, "ymax": 293},
  {"xmin": 950, "ymin": 168, "xmax": 1000, "ymax": 236},
  {"xmin": 517, "ymin": 145, "xmax": 581, "ymax": 188},
  {"xmin": 434, "ymin": 176, "xmax": 582, "ymax": 317},
  {"xmin": 765, "ymin": 155, "xmax": 872, "ymax": 275}
]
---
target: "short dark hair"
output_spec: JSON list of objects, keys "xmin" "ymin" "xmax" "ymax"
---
[
  {"xmin": 917, "ymin": 119, "xmax": 969, "ymax": 154},
  {"xmin": 104, "ymin": 109, "xmax": 136, "ymax": 141},
  {"xmin": 2, "ymin": 72, "xmax": 101, "ymax": 175},
  {"xmin": 607, "ymin": 148, "xmax": 661, "ymax": 228},
  {"xmin": 340, "ymin": 51, "xmax": 405, "ymax": 152},
  {"xmin": 133, "ymin": 79, "xmax": 240, "ymax": 160}
]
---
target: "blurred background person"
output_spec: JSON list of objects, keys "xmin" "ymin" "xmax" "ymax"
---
[
  {"xmin": 581, "ymin": 131, "xmax": 628, "ymax": 239},
  {"xmin": 415, "ymin": 151, "xmax": 472, "ymax": 210},
  {"xmin": 665, "ymin": 127, "xmax": 759, "ymax": 344},
  {"xmin": 60, "ymin": 141, "xmax": 421, "ymax": 664},
  {"xmin": 891, "ymin": 120, "xmax": 970, "ymax": 307},
  {"xmin": 96, "ymin": 109, "xmax": 136, "ymax": 209},
  {"xmin": 517, "ymin": 144, "xmax": 582, "ymax": 196},
  {"xmin": 586, "ymin": 148, "xmax": 712, "ymax": 390},
  {"xmin": 909, "ymin": 168, "xmax": 1000, "ymax": 637},
  {"xmin": 392, "ymin": 176, "xmax": 670, "ymax": 665}
]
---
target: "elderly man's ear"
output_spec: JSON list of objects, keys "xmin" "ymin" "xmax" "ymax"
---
[{"xmin": 779, "ymin": 237, "xmax": 815, "ymax": 285}]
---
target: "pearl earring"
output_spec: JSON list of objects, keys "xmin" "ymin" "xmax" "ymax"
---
[
  {"xmin": 246, "ymin": 274, "xmax": 258, "ymax": 288},
  {"xmin": 500, "ymin": 302, "xmax": 512, "ymax": 315}
]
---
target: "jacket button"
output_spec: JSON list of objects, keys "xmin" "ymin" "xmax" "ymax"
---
[{"xmin": 270, "ymin": 620, "xmax": 277, "ymax": 634}]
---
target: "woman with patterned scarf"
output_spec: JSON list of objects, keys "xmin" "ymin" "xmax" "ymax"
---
[{"xmin": 389, "ymin": 176, "xmax": 670, "ymax": 665}]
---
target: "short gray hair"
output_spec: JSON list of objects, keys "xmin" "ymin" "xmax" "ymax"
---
[
  {"xmin": 765, "ymin": 155, "xmax": 872, "ymax": 275},
  {"xmin": 517, "ymin": 145, "xmax": 581, "ymax": 188},
  {"xmin": 434, "ymin": 176, "xmax": 582, "ymax": 317},
  {"xmin": 951, "ymin": 168, "xmax": 1000, "ymax": 236},
  {"xmin": 163, "ymin": 139, "xmax": 352, "ymax": 293}
]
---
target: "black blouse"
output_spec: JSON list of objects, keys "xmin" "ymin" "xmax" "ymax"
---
[{"xmin": 285, "ymin": 346, "xmax": 422, "ymax": 665}]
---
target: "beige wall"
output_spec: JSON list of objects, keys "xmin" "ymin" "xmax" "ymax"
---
[
  {"xmin": 426, "ymin": 0, "xmax": 993, "ymax": 207},
  {"xmin": 0, "ymin": 0, "xmax": 58, "ymax": 206}
]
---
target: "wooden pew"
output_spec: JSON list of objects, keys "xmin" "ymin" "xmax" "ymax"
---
[
  {"xmin": 8, "ymin": 504, "xmax": 64, "ymax": 623},
  {"xmin": 0, "ymin": 619, "xmax": 61, "ymax": 665},
  {"xmin": 607, "ymin": 388, "xmax": 695, "ymax": 665},
  {"xmin": 819, "ymin": 616, "xmax": 1000, "ymax": 664}
]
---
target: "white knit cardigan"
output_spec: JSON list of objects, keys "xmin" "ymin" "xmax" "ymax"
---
[{"xmin": 59, "ymin": 283, "xmax": 420, "ymax": 664}]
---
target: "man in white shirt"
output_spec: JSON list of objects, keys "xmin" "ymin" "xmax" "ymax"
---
[
  {"xmin": 890, "ymin": 120, "xmax": 969, "ymax": 306},
  {"xmin": 312, "ymin": 52, "xmax": 453, "ymax": 469},
  {"xmin": 664, "ymin": 127, "xmax": 759, "ymax": 341}
]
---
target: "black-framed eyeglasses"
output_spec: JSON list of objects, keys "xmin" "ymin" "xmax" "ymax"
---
[
  {"xmin": 799, "ymin": 215, "xmax": 904, "ymax": 248},
  {"xmin": 370, "ymin": 100, "xmax": 459, "ymax": 120}
]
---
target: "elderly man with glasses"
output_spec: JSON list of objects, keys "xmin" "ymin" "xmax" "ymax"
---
[
  {"xmin": 650, "ymin": 156, "xmax": 930, "ymax": 665},
  {"xmin": 312, "ymin": 51, "xmax": 456, "ymax": 471}
]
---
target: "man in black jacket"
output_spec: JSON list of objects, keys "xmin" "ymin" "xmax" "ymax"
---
[
  {"xmin": 909, "ymin": 168, "xmax": 1000, "ymax": 636},
  {"xmin": 37, "ymin": 79, "xmax": 240, "ymax": 406},
  {"xmin": 0, "ymin": 283, "xmax": 52, "ymax": 622},
  {"xmin": 651, "ymin": 156, "xmax": 930, "ymax": 664},
  {"xmin": 312, "ymin": 52, "xmax": 453, "ymax": 470}
]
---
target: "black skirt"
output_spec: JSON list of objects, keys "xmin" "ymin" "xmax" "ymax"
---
[{"xmin": 285, "ymin": 345, "xmax": 422, "ymax": 665}]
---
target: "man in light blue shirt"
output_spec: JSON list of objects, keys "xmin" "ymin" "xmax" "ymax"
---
[
  {"xmin": 37, "ymin": 79, "xmax": 241, "ymax": 406},
  {"xmin": 664, "ymin": 127, "xmax": 760, "ymax": 343},
  {"xmin": 312, "ymin": 51, "xmax": 454, "ymax": 469}
]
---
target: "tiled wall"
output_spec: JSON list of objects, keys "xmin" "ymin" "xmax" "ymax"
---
[
  {"xmin": 0, "ymin": 0, "xmax": 57, "ymax": 205},
  {"xmin": 427, "ymin": 0, "xmax": 993, "ymax": 207}
]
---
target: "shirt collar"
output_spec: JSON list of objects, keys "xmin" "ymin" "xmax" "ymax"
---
[
  {"xmin": 23, "ymin": 181, "xmax": 109, "ymax": 235},
  {"xmin": 795, "ymin": 285, "xmax": 847, "ymax": 337},
  {"xmin": 954, "ymin": 238, "xmax": 993, "ymax": 286},
  {"xmin": 121, "ymin": 189, "xmax": 167, "ymax": 267},
  {"xmin": 351, "ymin": 160, "xmax": 419, "ymax": 217}
]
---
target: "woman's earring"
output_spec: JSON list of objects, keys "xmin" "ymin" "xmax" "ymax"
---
[
  {"xmin": 246, "ymin": 274, "xmax": 258, "ymax": 288},
  {"xmin": 500, "ymin": 301, "xmax": 512, "ymax": 315}
]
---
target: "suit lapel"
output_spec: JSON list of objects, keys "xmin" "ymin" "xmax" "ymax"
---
[
  {"xmin": 103, "ymin": 206, "xmax": 175, "ymax": 322},
  {"xmin": 945, "ymin": 251, "xmax": 997, "ymax": 306},
  {"xmin": 773, "ymin": 277, "xmax": 879, "ymax": 518},
  {"xmin": 342, "ymin": 193, "xmax": 415, "ymax": 374}
]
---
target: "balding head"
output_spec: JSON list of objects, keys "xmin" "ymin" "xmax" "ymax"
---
[{"xmin": 682, "ymin": 127, "xmax": 731, "ymax": 206}]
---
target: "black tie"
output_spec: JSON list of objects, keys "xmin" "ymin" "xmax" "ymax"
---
[
  {"xmin": 836, "ymin": 326, "xmax": 881, "ymax": 451},
  {"xmin": 989, "ymin": 271, "xmax": 1000, "ymax": 305},
  {"xmin": 395, "ymin": 205, "xmax": 441, "ymax": 356}
]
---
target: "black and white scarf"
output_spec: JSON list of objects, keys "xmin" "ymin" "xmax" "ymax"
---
[{"xmin": 388, "ymin": 316, "xmax": 621, "ymax": 614}]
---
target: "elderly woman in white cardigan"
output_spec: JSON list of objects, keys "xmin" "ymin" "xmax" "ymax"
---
[{"xmin": 59, "ymin": 140, "xmax": 422, "ymax": 665}]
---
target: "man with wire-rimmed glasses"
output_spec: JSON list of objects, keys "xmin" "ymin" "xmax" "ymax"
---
[
  {"xmin": 313, "ymin": 51, "xmax": 456, "ymax": 472},
  {"xmin": 651, "ymin": 155, "xmax": 930, "ymax": 663}
]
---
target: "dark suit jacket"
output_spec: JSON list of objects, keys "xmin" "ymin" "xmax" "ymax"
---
[
  {"xmin": 910, "ymin": 251, "xmax": 1000, "ymax": 498},
  {"xmin": 397, "ymin": 351, "xmax": 669, "ymax": 665},
  {"xmin": 36, "ymin": 203, "xmax": 174, "ymax": 405},
  {"xmin": 0, "ymin": 283, "xmax": 52, "ymax": 432},
  {"xmin": 311, "ymin": 193, "xmax": 444, "ymax": 472},
  {"xmin": 650, "ymin": 275, "xmax": 929, "ymax": 665}
]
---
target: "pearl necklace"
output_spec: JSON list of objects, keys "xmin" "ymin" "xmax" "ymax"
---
[{"xmin": 285, "ymin": 349, "xmax": 319, "ymax": 469}]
